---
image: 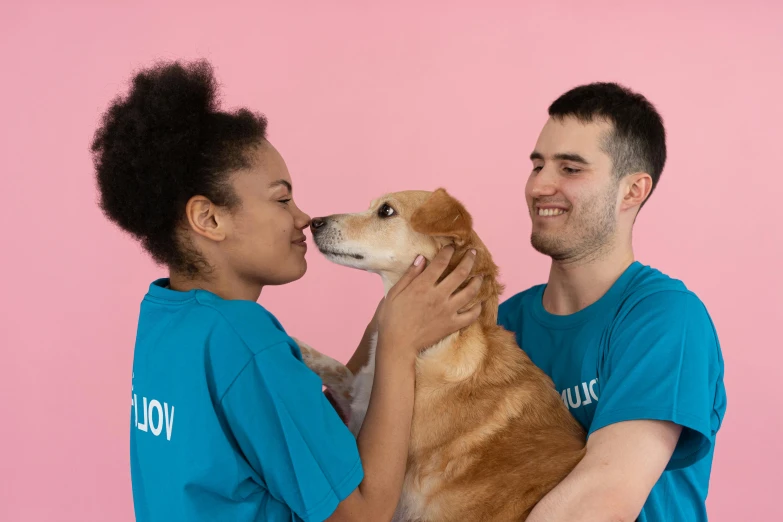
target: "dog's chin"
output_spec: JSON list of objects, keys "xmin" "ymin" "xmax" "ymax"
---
[
  {"xmin": 317, "ymin": 247, "xmax": 364, "ymax": 261},
  {"xmin": 317, "ymin": 247, "xmax": 370, "ymax": 270}
]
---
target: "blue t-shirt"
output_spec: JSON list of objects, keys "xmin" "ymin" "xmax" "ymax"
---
[
  {"xmin": 498, "ymin": 262, "xmax": 726, "ymax": 522},
  {"xmin": 130, "ymin": 279, "xmax": 363, "ymax": 522}
]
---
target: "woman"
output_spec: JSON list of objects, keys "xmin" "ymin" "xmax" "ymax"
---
[{"xmin": 91, "ymin": 60, "xmax": 481, "ymax": 521}]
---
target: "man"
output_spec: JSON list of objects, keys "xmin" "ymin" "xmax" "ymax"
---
[{"xmin": 498, "ymin": 83, "xmax": 727, "ymax": 521}]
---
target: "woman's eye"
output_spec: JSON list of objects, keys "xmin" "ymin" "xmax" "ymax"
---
[
  {"xmin": 378, "ymin": 203, "xmax": 395, "ymax": 218},
  {"xmin": 279, "ymin": 198, "xmax": 292, "ymax": 205}
]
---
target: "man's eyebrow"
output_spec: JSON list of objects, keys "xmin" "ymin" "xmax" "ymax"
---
[
  {"xmin": 529, "ymin": 151, "xmax": 590, "ymax": 164},
  {"xmin": 269, "ymin": 179, "xmax": 292, "ymax": 192},
  {"xmin": 554, "ymin": 153, "xmax": 589, "ymax": 164}
]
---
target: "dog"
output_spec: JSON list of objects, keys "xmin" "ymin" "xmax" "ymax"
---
[{"xmin": 295, "ymin": 188, "xmax": 586, "ymax": 521}]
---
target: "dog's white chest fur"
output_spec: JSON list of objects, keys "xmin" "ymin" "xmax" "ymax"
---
[
  {"xmin": 347, "ymin": 332, "xmax": 377, "ymax": 436},
  {"xmin": 347, "ymin": 333, "xmax": 430, "ymax": 522}
]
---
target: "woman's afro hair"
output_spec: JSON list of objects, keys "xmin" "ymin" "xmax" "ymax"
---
[{"xmin": 91, "ymin": 59, "xmax": 267, "ymax": 275}]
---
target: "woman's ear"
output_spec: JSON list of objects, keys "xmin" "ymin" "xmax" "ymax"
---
[
  {"xmin": 410, "ymin": 188, "xmax": 473, "ymax": 246},
  {"xmin": 184, "ymin": 195, "xmax": 227, "ymax": 241}
]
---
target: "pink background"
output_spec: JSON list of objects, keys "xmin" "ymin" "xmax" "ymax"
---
[{"xmin": 2, "ymin": 1, "xmax": 781, "ymax": 520}]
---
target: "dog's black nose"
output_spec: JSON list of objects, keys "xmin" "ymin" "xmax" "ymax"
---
[{"xmin": 310, "ymin": 218, "xmax": 327, "ymax": 231}]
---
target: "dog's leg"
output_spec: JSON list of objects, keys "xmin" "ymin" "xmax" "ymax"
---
[{"xmin": 293, "ymin": 337, "xmax": 355, "ymax": 422}]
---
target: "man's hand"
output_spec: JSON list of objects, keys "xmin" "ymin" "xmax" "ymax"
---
[{"xmin": 527, "ymin": 420, "xmax": 682, "ymax": 522}]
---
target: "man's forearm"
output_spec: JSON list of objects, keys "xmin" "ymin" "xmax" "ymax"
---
[
  {"xmin": 527, "ymin": 420, "xmax": 681, "ymax": 522},
  {"xmin": 526, "ymin": 459, "xmax": 635, "ymax": 522}
]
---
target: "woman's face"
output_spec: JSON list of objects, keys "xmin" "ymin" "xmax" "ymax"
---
[{"xmin": 219, "ymin": 140, "xmax": 311, "ymax": 288}]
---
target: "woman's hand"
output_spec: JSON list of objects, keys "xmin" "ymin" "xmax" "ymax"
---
[{"xmin": 376, "ymin": 245, "xmax": 482, "ymax": 363}]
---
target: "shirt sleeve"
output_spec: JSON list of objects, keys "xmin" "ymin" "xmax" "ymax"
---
[
  {"xmin": 591, "ymin": 290, "xmax": 726, "ymax": 470},
  {"xmin": 221, "ymin": 342, "xmax": 363, "ymax": 521}
]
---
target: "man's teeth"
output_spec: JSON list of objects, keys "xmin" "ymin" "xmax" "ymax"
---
[{"xmin": 538, "ymin": 208, "xmax": 566, "ymax": 216}]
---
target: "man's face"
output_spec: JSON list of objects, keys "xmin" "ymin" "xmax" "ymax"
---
[{"xmin": 525, "ymin": 116, "xmax": 620, "ymax": 262}]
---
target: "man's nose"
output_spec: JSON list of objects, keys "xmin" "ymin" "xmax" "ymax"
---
[{"xmin": 528, "ymin": 167, "xmax": 558, "ymax": 197}]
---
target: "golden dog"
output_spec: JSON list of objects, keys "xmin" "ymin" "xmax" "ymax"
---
[{"xmin": 296, "ymin": 189, "xmax": 586, "ymax": 521}]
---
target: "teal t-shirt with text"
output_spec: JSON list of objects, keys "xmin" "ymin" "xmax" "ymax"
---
[
  {"xmin": 130, "ymin": 279, "xmax": 363, "ymax": 522},
  {"xmin": 498, "ymin": 262, "xmax": 726, "ymax": 522}
]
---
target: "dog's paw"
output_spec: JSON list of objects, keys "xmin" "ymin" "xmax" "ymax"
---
[
  {"xmin": 292, "ymin": 337, "xmax": 316, "ymax": 362},
  {"xmin": 292, "ymin": 336, "xmax": 355, "ymax": 415}
]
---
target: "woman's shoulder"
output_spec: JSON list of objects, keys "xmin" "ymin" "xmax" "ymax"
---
[
  {"xmin": 188, "ymin": 295, "xmax": 303, "ymax": 400},
  {"xmin": 194, "ymin": 294, "xmax": 293, "ymax": 354}
]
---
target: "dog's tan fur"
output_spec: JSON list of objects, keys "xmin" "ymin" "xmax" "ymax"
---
[{"xmin": 300, "ymin": 189, "xmax": 586, "ymax": 521}]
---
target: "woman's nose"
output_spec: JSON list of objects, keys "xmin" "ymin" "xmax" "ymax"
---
[{"xmin": 295, "ymin": 208, "xmax": 312, "ymax": 230}]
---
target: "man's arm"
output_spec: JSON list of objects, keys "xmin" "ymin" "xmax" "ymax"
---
[
  {"xmin": 527, "ymin": 290, "xmax": 724, "ymax": 521},
  {"xmin": 527, "ymin": 419, "xmax": 682, "ymax": 522}
]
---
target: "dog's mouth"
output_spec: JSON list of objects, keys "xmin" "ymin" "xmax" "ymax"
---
[{"xmin": 317, "ymin": 248, "xmax": 365, "ymax": 260}]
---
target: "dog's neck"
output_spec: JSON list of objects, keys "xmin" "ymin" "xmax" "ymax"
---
[{"xmin": 380, "ymin": 272, "xmax": 401, "ymax": 296}]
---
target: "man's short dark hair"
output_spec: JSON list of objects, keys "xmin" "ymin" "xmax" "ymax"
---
[{"xmin": 548, "ymin": 82, "xmax": 666, "ymax": 207}]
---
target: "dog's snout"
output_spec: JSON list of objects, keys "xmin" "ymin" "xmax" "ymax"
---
[{"xmin": 310, "ymin": 217, "xmax": 327, "ymax": 232}]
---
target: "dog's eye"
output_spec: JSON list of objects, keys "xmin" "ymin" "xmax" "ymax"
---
[{"xmin": 378, "ymin": 203, "xmax": 395, "ymax": 218}]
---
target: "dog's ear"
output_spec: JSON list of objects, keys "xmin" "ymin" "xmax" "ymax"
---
[{"xmin": 410, "ymin": 188, "xmax": 473, "ymax": 246}]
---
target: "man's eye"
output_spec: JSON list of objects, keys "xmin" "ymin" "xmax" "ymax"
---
[
  {"xmin": 532, "ymin": 166, "xmax": 543, "ymax": 173},
  {"xmin": 378, "ymin": 203, "xmax": 395, "ymax": 218},
  {"xmin": 279, "ymin": 199, "xmax": 291, "ymax": 205},
  {"xmin": 563, "ymin": 167, "xmax": 581, "ymax": 174}
]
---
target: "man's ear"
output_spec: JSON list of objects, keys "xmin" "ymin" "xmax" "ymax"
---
[
  {"xmin": 621, "ymin": 172, "xmax": 653, "ymax": 212},
  {"xmin": 410, "ymin": 188, "xmax": 473, "ymax": 246}
]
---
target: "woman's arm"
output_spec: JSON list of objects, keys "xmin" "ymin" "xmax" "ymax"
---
[{"xmin": 327, "ymin": 246, "xmax": 482, "ymax": 522}]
